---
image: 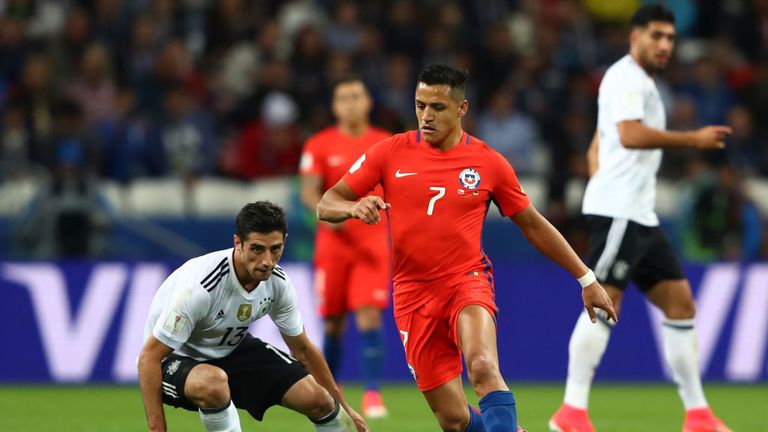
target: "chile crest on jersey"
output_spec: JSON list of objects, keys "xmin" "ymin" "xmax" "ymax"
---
[{"xmin": 458, "ymin": 168, "xmax": 481, "ymax": 190}]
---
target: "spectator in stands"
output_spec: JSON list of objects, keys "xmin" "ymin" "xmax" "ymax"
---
[
  {"xmin": 100, "ymin": 86, "xmax": 151, "ymax": 182},
  {"xmin": 291, "ymin": 24, "xmax": 329, "ymax": 115},
  {"xmin": 662, "ymin": 95, "xmax": 701, "ymax": 179},
  {"xmin": 724, "ymin": 105, "xmax": 768, "ymax": 176},
  {"xmin": 89, "ymin": 0, "xmax": 130, "ymax": 58},
  {"xmin": 477, "ymin": 86, "xmax": 543, "ymax": 176},
  {"xmin": 678, "ymin": 56, "xmax": 734, "ymax": 125},
  {"xmin": 381, "ymin": 53, "xmax": 416, "ymax": 129},
  {"xmin": 41, "ymin": 99, "xmax": 100, "ymax": 176},
  {"xmin": 325, "ymin": 1, "xmax": 364, "ymax": 54},
  {"xmin": 143, "ymin": 84, "xmax": 215, "ymax": 179},
  {"xmin": 136, "ymin": 39, "xmax": 205, "ymax": 117},
  {"xmin": 0, "ymin": 16, "xmax": 29, "ymax": 84},
  {"xmin": 384, "ymin": 1, "xmax": 423, "ymax": 57},
  {"xmin": 47, "ymin": 8, "xmax": 91, "ymax": 85},
  {"xmin": 683, "ymin": 164, "xmax": 763, "ymax": 262},
  {"xmin": 16, "ymin": 99, "xmax": 108, "ymax": 258},
  {"xmin": 12, "ymin": 54, "xmax": 58, "ymax": 164},
  {"xmin": 222, "ymin": 91, "xmax": 301, "ymax": 179},
  {"xmin": 66, "ymin": 43, "xmax": 118, "ymax": 127},
  {"xmin": 206, "ymin": 0, "xmax": 256, "ymax": 57},
  {"xmin": 121, "ymin": 14, "xmax": 161, "ymax": 88},
  {"xmin": 0, "ymin": 101, "xmax": 32, "ymax": 177}
]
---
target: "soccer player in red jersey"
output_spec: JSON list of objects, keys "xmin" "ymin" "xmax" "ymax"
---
[
  {"xmin": 317, "ymin": 64, "xmax": 617, "ymax": 432},
  {"xmin": 299, "ymin": 76, "xmax": 392, "ymax": 418}
]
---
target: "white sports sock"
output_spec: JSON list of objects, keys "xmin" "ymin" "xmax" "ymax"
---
[
  {"xmin": 661, "ymin": 318, "xmax": 708, "ymax": 409},
  {"xmin": 563, "ymin": 310, "xmax": 613, "ymax": 409},
  {"xmin": 199, "ymin": 400, "xmax": 242, "ymax": 432},
  {"xmin": 312, "ymin": 401, "xmax": 356, "ymax": 432}
]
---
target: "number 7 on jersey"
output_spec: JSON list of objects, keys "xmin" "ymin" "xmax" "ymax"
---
[{"xmin": 427, "ymin": 186, "xmax": 446, "ymax": 215}]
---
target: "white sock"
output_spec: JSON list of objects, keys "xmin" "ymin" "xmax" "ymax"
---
[
  {"xmin": 199, "ymin": 400, "xmax": 242, "ymax": 432},
  {"xmin": 563, "ymin": 310, "xmax": 613, "ymax": 409},
  {"xmin": 662, "ymin": 318, "xmax": 708, "ymax": 409},
  {"xmin": 312, "ymin": 401, "xmax": 355, "ymax": 432}
]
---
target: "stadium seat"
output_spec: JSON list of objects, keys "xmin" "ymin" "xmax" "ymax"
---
[
  {"xmin": 125, "ymin": 179, "xmax": 189, "ymax": 216},
  {"xmin": 655, "ymin": 179, "xmax": 679, "ymax": 218},
  {"xmin": 243, "ymin": 176, "xmax": 296, "ymax": 211},
  {"xmin": 97, "ymin": 180, "xmax": 126, "ymax": 214},
  {"xmin": 565, "ymin": 178, "xmax": 586, "ymax": 214},
  {"xmin": 744, "ymin": 177, "xmax": 768, "ymax": 216},
  {"xmin": 0, "ymin": 177, "xmax": 39, "ymax": 216},
  {"xmin": 191, "ymin": 178, "xmax": 249, "ymax": 217},
  {"xmin": 518, "ymin": 177, "xmax": 548, "ymax": 216}
]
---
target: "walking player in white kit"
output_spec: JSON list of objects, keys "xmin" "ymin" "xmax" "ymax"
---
[
  {"xmin": 549, "ymin": 5, "xmax": 733, "ymax": 432},
  {"xmin": 138, "ymin": 201, "xmax": 367, "ymax": 432}
]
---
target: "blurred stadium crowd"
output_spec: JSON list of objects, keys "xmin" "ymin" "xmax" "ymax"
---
[{"xmin": 0, "ymin": 0, "xmax": 766, "ymax": 261}]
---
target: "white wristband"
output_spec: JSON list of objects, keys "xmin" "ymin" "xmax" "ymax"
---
[{"xmin": 578, "ymin": 269, "xmax": 596, "ymax": 288}]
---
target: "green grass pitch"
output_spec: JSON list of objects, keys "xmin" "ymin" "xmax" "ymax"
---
[{"xmin": 0, "ymin": 383, "xmax": 765, "ymax": 431}]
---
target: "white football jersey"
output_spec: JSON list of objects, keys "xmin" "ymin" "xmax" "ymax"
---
[
  {"xmin": 143, "ymin": 248, "xmax": 303, "ymax": 360},
  {"xmin": 582, "ymin": 54, "xmax": 665, "ymax": 226}
]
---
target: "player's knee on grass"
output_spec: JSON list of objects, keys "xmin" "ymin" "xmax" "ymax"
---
[
  {"xmin": 466, "ymin": 355, "xmax": 503, "ymax": 393},
  {"xmin": 433, "ymin": 406, "xmax": 470, "ymax": 432},
  {"xmin": 185, "ymin": 365, "xmax": 230, "ymax": 408}
]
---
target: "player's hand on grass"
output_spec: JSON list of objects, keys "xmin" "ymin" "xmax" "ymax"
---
[
  {"xmin": 350, "ymin": 196, "xmax": 390, "ymax": 225},
  {"xmin": 693, "ymin": 126, "xmax": 732, "ymax": 149},
  {"xmin": 582, "ymin": 282, "xmax": 618, "ymax": 324}
]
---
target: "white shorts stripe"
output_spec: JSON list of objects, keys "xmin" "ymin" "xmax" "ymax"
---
[{"xmin": 594, "ymin": 218, "xmax": 628, "ymax": 280}]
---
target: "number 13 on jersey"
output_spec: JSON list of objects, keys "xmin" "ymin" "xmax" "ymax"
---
[{"xmin": 427, "ymin": 186, "xmax": 445, "ymax": 215}]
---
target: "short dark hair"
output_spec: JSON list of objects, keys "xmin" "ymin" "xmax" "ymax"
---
[
  {"xmin": 417, "ymin": 64, "xmax": 468, "ymax": 98},
  {"xmin": 331, "ymin": 74, "xmax": 366, "ymax": 92},
  {"xmin": 236, "ymin": 201, "xmax": 287, "ymax": 240},
  {"xmin": 631, "ymin": 4, "xmax": 675, "ymax": 28}
]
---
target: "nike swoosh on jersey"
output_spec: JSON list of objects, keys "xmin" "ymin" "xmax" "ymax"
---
[{"xmin": 395, "ymin": 169, "xmax": 418, "ymax": 178}]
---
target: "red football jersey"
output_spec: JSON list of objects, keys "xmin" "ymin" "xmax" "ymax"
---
[
  {"xmin": 342, "ymin": 130, "xmax": 531, "ymax": 313},
  {"xmin": 300, "ymin": 126, "xmax": 391, "ymax": 237}
]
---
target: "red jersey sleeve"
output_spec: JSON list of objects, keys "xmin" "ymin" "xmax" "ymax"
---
[
  {"xmin": 491, "ymin": 151, "xmax": 531, "ymax": 217},
  {"xmin": 342, "ymin": 137, "xmax": 389, "ymax": 197},
  {"xmin": 299, "ymin": 135, "xmax": 323, "ymax": 176}
]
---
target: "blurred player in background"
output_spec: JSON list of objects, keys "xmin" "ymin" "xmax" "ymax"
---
[
  {"xmin": 549, "ymin": 5, "xmax": 733, "ymax": 432},
  {"xmin": 138, "ymin": 202, "xmax": 366, "ymax": 432},
  {"xmin": 317, "ymin": 64, "xmax": 616, "ymax": 432},
  {"xmin": 299, "ymin": 77, "xmax": 392, "ymax": 418}
]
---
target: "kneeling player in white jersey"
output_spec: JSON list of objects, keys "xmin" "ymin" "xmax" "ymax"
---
[
  {"xmin": 550, "ymin": 5, "xmax": 733, "ymax": 432},
  {"xmin": 138, "ymin": 201, "xmax": 367, "ymax": 432}
]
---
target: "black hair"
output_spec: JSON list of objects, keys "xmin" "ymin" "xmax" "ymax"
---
[
  {"xmin": 631, "ymin": 4, "xmax": 675, "ymax": 28},
  {"xmin": 236, "ymin": 201, "xmax": 287, "ymax": 240},
  {"xmin": 331, "ymin": 74, "xmax": 366, "ymax": 92},
  {"xmin": 417, "ymin": 64, "xmax": 468, "ymax": 98}
]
